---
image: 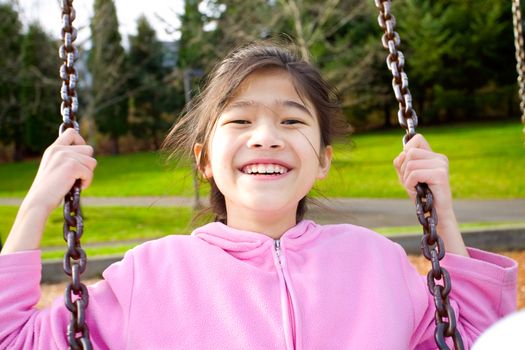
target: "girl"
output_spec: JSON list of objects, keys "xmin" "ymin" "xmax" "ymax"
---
[{"xmin": 0, "ymin": 43, "xmax": 518, "ymax": 349}]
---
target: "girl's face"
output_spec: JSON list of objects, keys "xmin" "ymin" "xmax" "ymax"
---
[{"xmin": 195, "ymin": 68, "xmax": 332, "ymax": 227}]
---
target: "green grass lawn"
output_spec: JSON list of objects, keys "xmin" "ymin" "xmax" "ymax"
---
[
  {"xmin": 0, "ymin": 205, "xmax": 212, "ymax": 248},
  {"xmin": 0, "ymin": 152, "xmax": 198, "ymax": 197},
  {"xmin": 1, "ymin": 121, "xmax": 523, "ymax": 199},
  {"xmin": 1, "ymin": 121, "xmax": 524, "ymax": 198},
  {"xmin": 319, "ymin": 121, "xmax": 525, "ymax": 198},
  {"xmin": 0, "ymin": 205, "xmax": 211, "ymax": 259}
]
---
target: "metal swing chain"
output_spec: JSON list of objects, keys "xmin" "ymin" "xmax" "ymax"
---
[
  {"xmin": 511, "ymin": 0, "xmax": 525, "ymax": 136},
  {"xmin": 59, "ymin": 1, "xmax": 93, "ymax": 349},
  {"xmin": 374, "ymin": 1, "xmax": 464, "ymax": 349}
]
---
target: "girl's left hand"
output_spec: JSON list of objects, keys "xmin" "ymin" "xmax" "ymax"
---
[
  {"xmin": 393, "ymin": 134, "xmax": 453, "ymax": 216},
  {"xmin": 393, "ymin": 134, "xmax": 468, "ymax": 256}
]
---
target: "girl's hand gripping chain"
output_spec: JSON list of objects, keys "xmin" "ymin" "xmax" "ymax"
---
[
  {"xmin": 1, "ymin": 128, "xmax": 97, "ymax": 254},
  {"xmin": 26, "ymin": 128, "xmax": 96, "ymax": 213},
  {"xmin": 393, "ymin": 134, "xmax": 468, "ymax": 257}
]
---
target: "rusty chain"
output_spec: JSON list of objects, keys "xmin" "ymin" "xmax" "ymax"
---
[
  {"xmin": 374, "ymin": 1, "xmax": 464, "ymax": 349},
  {"xmin": 512, "ymin": 0, "xmax": 525, "ymax": 137},
  {"xmin": 59, "ymin": 1, "xmax": 93, "ymax": 349}
]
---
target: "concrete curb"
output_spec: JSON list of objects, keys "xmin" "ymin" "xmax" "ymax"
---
[
  {"xmin": 43, "ymin": 255, "xmax": 122, "ymax": 283},
  {"xmin": 42, "ymin": 227, "xmax": 525, "ymax": 283}
]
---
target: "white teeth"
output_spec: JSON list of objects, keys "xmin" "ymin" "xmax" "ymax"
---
[{"xmin": 242, "ymin": 163, "xmax": 289, "ymax": 174}]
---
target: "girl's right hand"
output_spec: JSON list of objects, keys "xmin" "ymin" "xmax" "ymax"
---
[{"xmin": 24, "ymin": 128, "xmax": 97, "ymax": 215}]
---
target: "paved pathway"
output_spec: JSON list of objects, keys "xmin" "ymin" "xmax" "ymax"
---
[{"xmin": 2, "ymin": 196, "xmax": 524, "ymax": 228}]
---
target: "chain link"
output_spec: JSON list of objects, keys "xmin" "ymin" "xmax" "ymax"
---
[
  {"xmin": 374, "ymin": 1, "xmax": 464, "ymax": 349},
  {"xmin": 512, "ymin": 0, "xmax": 525, "ymax": 137},
  {"xmin": 59, "ymin": 1, "xmax": 92, "ymax": 349}
]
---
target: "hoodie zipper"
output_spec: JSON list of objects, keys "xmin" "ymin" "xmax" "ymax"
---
[
  {"xmin": 275, "ymin": 239, "xmax": 282, "ymax": 264},
  {"xmin": 274, "ymin": 239, "xmax": 297, "ymax": 350}
]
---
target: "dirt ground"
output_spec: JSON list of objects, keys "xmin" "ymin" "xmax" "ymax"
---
[
  {"xmin": 39, "ymin": 251, "xmax": 525, "ymax": 309},
  {"xmin": 407, "ymin": 251, "xmax": 525, "ymax": 309}
]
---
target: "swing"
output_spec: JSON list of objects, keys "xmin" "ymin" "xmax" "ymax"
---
[
  {"xmin": 512, "ymin": 0, "xmax": 525, "ymax": 137},
  {"xmin": 56, "ymin": 1, "xmax": 524, "ymax": 349},
  {"xmin": 58, "ymin": 1, "xmax": 92, "ymax": 349},
  {"xmin": 375, "ymin": 1, "xmax": 463, "ymax": 348},
  {"xmin": 376, "ymin": 1, "xmax": 525, "ymax": 348}
]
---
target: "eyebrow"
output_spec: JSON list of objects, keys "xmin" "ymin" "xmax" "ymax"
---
[{"xmin": 226, "ymin": 99, "xmax": 314, "ymax": 118}]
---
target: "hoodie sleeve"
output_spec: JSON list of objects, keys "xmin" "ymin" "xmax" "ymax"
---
[
  {"xmin": 0, "ymin": 250, "xmax": 135, "ymax": 349},
  {"xmin": 402, "ymin": 247, "xmax": 518, "ymax": 349}
]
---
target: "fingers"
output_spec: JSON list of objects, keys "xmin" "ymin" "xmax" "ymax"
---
[
  {"xmin": 401, "ymin": 161, "xmax": 448, "ymax": 187},
  {"xmin": 51, "ymin": 152, "xmax": 97, "ymax": 173},
  {"xmin": 395, "ymin": 157, "xmax": 447, "ymax": 187},
  {"xmin": 26, "ymin": 129, "xmax": 97, "ymax": 213},
  {"xmin": 403, "ymin": 133, "xmax": 432, "ymax": 152},
  {"xmin": 393, "ymin": 151, "xmax": 405, "ymax": 171},
  {"xmin": 394, "ymin": 147, "xmax": 447, "ymax": 174},
  {"xmin": 50, "ymin": 145, "xmax": 94, "ymax": 156},
  {"xmin": 400, "ymin": 155, "xmax": 448, "ymax": 179},
  {"xmin": 61, "ymin": 152, "xmax": 97, "ymax": 171},
  {"xmin": 52, "ymin": 153, "xmax": 97, "ymax": 190},
  {"xmin": 395, "ymin": 151, "xmax": 449, "ymax": 181},
  {"xmin": 54, "ymin": 128, "xmax": 86, "ymax": 146},
  {"xmin": 393, "ymin": 134, "xmax": 450, "ymax": 199},
  {"xmin": 40, "ymin": 135, "xmax": 97, "ymax": 191},
  {"xmin": 75, "ymin": 160, "xmax": 96, "ymax": 190}
]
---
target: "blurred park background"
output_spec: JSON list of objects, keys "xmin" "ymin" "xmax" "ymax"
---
[
  {"xmin": 0, "ymin": 0, "xmax": 524, "ymax": 259},
  {"xmin": 0, "ymin": 0, "xmax": 521, "ymax": 160}
]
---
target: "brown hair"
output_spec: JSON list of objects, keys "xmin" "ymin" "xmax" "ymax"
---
[{"xmin": 163, "ymin": 41, "xmax": 349, "ymax": 223}]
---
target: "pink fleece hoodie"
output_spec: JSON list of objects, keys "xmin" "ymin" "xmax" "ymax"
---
[{"xmin": 0, "ymin": 220, "xmax": 517, "ymax": 349}]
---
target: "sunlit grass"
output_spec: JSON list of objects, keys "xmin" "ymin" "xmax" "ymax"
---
[
  {"xmin": 0, "ymin": 205, "xmax": 212, "ymax": 248},
  {"xmin": 0, "ymin": 121, "xmax": 523, "ymax": 198},
  {"xmin": 317, "ymin": 121, "xmax": 525, "ymax": 198}
]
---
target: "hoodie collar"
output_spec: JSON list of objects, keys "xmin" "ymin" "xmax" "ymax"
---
[{"xmin": 191, "ymin": 219, "xmax": 320, "ymax": 257}]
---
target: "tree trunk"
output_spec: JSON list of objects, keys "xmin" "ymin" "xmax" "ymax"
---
[
  {"xmin": 507, "ymin": 90, "xmax": 514, "ymax": 119},
  {"xmin": 417, "ymin": 93, "xmax": 425, "ymax": 125},
  {"xmin": 110, "ymin": 135, "xmax": 119, "ymax": 155},
  {"xmin": 383, "ymin": 103, "xmax": 392, "ymax": 128},
  {"xmin": 152, "ymin": 134, "xmax": 159, "ymax": 150},
  {"xmin": 13, "ymin": 139, "xmax": 24, "ymax": 162}
]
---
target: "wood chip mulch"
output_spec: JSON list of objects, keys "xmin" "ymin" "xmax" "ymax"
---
[
  {"xmin": 39, "ymin": 251, "xmax": 525, "ymax": 309},
  {"xmin": 407, "ymin": 251, "xmax": 525, "ymax": 309}
]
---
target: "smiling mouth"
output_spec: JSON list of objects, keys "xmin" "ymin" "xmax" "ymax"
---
[{"xmin": 240, "ymin": 163, "xmax": 290, "ymax": 175}]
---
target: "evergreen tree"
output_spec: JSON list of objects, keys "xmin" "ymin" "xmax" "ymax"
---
[
  {"xmin": 128, "ymin": 15, "xmax": 170, "ymax": 149},
  {"xmin": 396, "ymin": 0, "xmax": 515, "ymax": 122},
  {"xmin": 178, "ymin": 0, "xmax": 210, "ymax": 70},
  {"xmin": 19, "ymin": 24, "xmax": 60, "ymax": 155},
  {"xmin": 0, "ymin": 3, "xmax": 22, "ymax": 160},
  {"xmin": 177, "ymin": 0, "xmax": 517, "ymax": 125},
  {"xmin": 89, "ymin": 0, "xmax": 128, "ymax": 154}
]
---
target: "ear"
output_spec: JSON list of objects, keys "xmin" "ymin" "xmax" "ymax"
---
[
  {"xmin": 193, "ymin": 143, "xmax": 213, "ymax": 178},
  {"xmin": 317, "ymin": 145, "xmax": 333, "ymax": 179}
]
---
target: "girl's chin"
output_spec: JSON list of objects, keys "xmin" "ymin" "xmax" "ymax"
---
[{"xmin": 230, "ymin": 195, "xmax": 303, "ymax": 214}]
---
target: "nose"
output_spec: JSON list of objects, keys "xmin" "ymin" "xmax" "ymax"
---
[{"xmin": 246, "ymin": 122, "xmax": 284, "ymax": 149}]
